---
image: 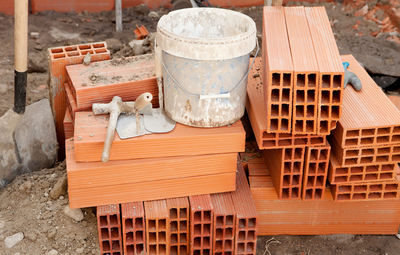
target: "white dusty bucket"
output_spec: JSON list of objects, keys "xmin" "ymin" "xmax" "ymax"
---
[{"xmin": 156, "ymin": 8, "xmax": 257, "ymax": 127}]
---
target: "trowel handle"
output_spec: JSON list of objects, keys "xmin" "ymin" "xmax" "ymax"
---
[{"xmin": 101, "ymin": 110, "xmax": 120, "ymax": 162}]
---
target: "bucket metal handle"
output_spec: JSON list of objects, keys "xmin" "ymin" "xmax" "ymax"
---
[{"xmin": 161, "ymin": 38, "xmax": 259, "ymax": 100}]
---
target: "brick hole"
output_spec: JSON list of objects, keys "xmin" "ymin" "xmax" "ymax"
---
[
  {"xmin": 149, "ymin": 245, "xmax": 157, "ymax": 253},
  {"xmin": 345, "ymin": 138, "xmax": 358, "ymax": 146},
  {"xmin": 179, "ymin": 208, "xmax": 188, "ymax": 219},
  {"xmin": 101, "ymin": 228, "xmax": 109, "ymax": 239},
  {"xmin": 135, "ymin": 231, "xmax": 143, "ymax": 242},
  {"xmin": 296, "ymin": 105, "xmax": 304, "ymax": 118},
  {"xmin": 135, "ymin": 218, "xmax": 143, "ymax": 229},
  {"xmin": 281, "ymin": 104, "xmax": 289, "ymax": 116},
  {"xmin": 345, "ymin": 158, "xmax": 358, "ymax": 165},
  {"xmin": 79, "ymin": 44, "xmax": 91, "ymax": 50},
  {"xmin": 297, "ymin": 74, "xmax": 306, "ymax": 87},
  {"xmin": 318, "ymin": 163, "xmax": 327, "ymax": 174},
  {"xmin": 216, "ymin": 228, "xmax": 223, "ymax": 239},
  {"xmin": 170, "ymin": 246, "xmax": 178, "ymax": 255},
  {"xmin": 392, "ymin": 135, "xmax": 400, "ymax": 142},
  {"xmin": 203, "ymin": 211, "xmax": 211, "ymax": 222},
  {"xmin": 319, "ymin": 121, "xmax": 328, "ymax": 133},
  {"xmin": 316, "ymin": 176, "xmax": 324, "ymax": 186},
  {"xmin": 126, "ymin": 232, "xmax": 134, "ymax": 242},
  {"xmin": 376, "ymin": 155, "xmax": 389, "ymax": 162},
  {"xmin": 294, "ymin": 148, "xmax": 303, "ymax": 159},
  {"xmin": 315, "ymin": 189, "xmax": 323, "ymax": 199},
  {"xmin": 193, "ymin": 250, "xmax": 201, "ymax": 255},
  {"xmin": 225, "ymin": 239, "xmax": 233, "ymax": 249},
  {"xmin": 310, "ymin": 137, "xmax": 324, "ymax": 145},
  {"xmin": 352, "ymin": 193, "xmax": 366, "ymax": 200},
  {"xmin": 271, "ymin": 89, "xmax": 280, "ymax": 102},
  {"xmin": 170, "ymin": 221, "xmax": 178, "ymax": 232},
  {"xmin": 203, "ymin": 249, "xmax": 211, "ymax": 255},
  {"xmin": 271, "ymin": 105, "xmax": 279, "ymax": 117},
  {"xmin": 319, "ymin": 149, "xmax": 328, "ymax": 160},
  {"xmin": 353, "ymin": 185, "xmax": 367, "ymax": 192},
  {"xmin": 370, "ymin": 184, "xmax": 383, "ymax": 192},
  {"xmin": 309, "ymin": 163, "xmax": 317, "ymax": 174},
  {"xmin": 349, "ymin": 175, "xmax": 362, "ymax": 182},
  {"xmin": 111, "ymin": 227, "xmax": 119, "ymax": 238},
  {"xmin": 362, "ymin": 128, "xmax": 375, "ymax": 136},
  {"xmin": 237, "ymin": 243, "xmax": 245, "ymax": 252},
  {"xmin": 282, "ymin": 188, "xmax": 290, "ymax": 199},
  {"xmin": 226, "ymin": 215, "xmax": 234, "ymax": 226},
  {"xmin": 270, "ymin": 119, "xmax": 278, "ymax": 131},
  {"xmin": 381, "ymin": 164, "xmax": 394, "ymax": 171},
  {"xmin": 100, "ymin": 216, "xmax": 109, "ymax": 228},
  {"xmin": 384, "ymin": 192, "xmax": 398, "ymax": 199},
  {"xmin": 204, "ymin": 237, "xmax": 211, "ymax": 247},
  {"xmin": 283, "ymin": 73, "xmax": 291, "ymax": 87},
  {"xmin": 54, "ymin": 53, "xmax": 65, "ymax": 59},
  {"xmin": 102, "ymin": 241, "xmax": 111, "ymax": 251},
  {"xmin": 321, "ymin": 106, "xmax": 329, "ymax": 118},
  {"xmin": 306, "ymin": 120, "xmax": 314, "ymax": 132},
  {"xmin": 336, "ymin": 167, "xmax": 348, "ymax": 175},
  {"xmin": 296, "ymin": 90, "xmax": 305, "ymax": 103},
  {"xmin": 67, "ymin": 51, "xmax": 79, "ymax": 57},
  {"xmin": 337, "ymin": 194, "xmax": 350, "ymax": 200},
  {"xmin": 111, "ymin": 240, "xmax": 120, "ymax": 251},
  {"xmin": 331, "ymin": 106, "xmax": 339, "ymax": 118},
  {"xmin": 109, "ymin": 215, "xmax": 118, "ymax": 226},
  {"xmin": 93, "ymin": 43, "xmax": 105, "ymax": 48},
  {"xmin": 333, "ymin": 75, "xmax": 342, "ymax": 88},
  {"xmin": 284, "ymin": 162, "xmax": 291, "ymax": 173},
  {"xmin": 179, "ymin": 220, "xmax": 187, "ymax": 231},
  {"xmin": 149, "ymin": 232, "xmax": 156, "ymax": 242},
  {"xmin": 378, "ymin": 147, "xmax": 390, "ymax": 154},
  {"xmin": 360, "ymin": 156, "xmax": 373, "ymax": 164},
  {"xmin": 246, "ymin": 242, "xmax": 255, "ymax": 252},
  {"xmin": 293, "ymin": 138, "xmax": 307, "ymax": 145},
  {"xmin": 283, "ymin": 175, "xmax": 291, "ymax": 186},
  {"xmin": 216, "ymin": 216, "xmax": 224, "ymax": 226},
  {"xmin": 194, "ymin": 224, "xmax": 201, "ymax": 235},
  {"xmin": 293, "ymin": 162, "xmax": 301, "ymax": 173},
  {"xmin": 170, "ymin": 208, "xmax": 178, "ymax": 219},
  {"xmin": 159, "ymin": 232, "xmax": 167, "ymax": 243},
  {"xmin": 393, "ymin": 146, "xmax": 400, "ymax": 153},
  {"xmin": 215, "ymin": 240, "xmax": 223, "ymax": 250},
  {"xmin": 180, "ymin": 233, "xmax": 187, "ymax": 243},
  {"xmin": 284, "ymin": 149, "xmax": 292, "ymax": 160},
  {"xmin": 272, "ymin": 73, "xmax": 280, "ymax": 85},
  {"xmin": 126, "ymin": 245, "xmax": 134, "ymax": 255},
  {"xmin": 171, "ymin": 233, "xmax": 178, "ymax": 244},
  {"xmin": 334, "ymin": 176, "xmax": 348, "ymax": 182},
  {"xmin": 307, "ymin": 73, "xmax": 317, "ymax": 87},
  {"xmin": 368, "ymin": 193, "xmax": 381, "ymax": 199},
  {"xmin": 380, "ymin": 172, "xmax": 394, "ymax": 179},
  {"xmin": 95, "ymin": 48, "xmax": 107, "ymax": 54},
  {"xmin": 263, "ymin": 132, "xmax": 275, "ymax": 139},
  {"xmin": 248, "ymin": 218, "xmax": 256, "ymax": 228},
  {"xmin": 159, "ymin": 244, "xmax": 167, "ymax": 254},
  {"xmin": 194, "ymin": 211, "xmax": 201, "ymax": 223},
  {"xmin": 321, "ymin": 75, "xmax": 330, "ymax": 88},
  {"xmin": 346, "ymin": 130, "xmax": 360, "ymax": 137},
  {"xmin": 307, "ymin": 176, "xmax": 315, "ymax": 187},
  {"xmin": 377, "ymin": 127, "xmax": 390, "ymax": 135},
  {"xmin": 385, "ymin": 184, "xmax": 398, "ymax": 191},
  {"xmin": 125, "ymin": 219, "xmax": 133, "ymax": 230},
  {"xmin": 159, "ymin": 219, "xmax": 166, "ymax": 230},
  {"xmin": 350, "ymin": 167, "xmax": 363, "ymax": 174},
  {"xmin": 377, "ymin": 136, "xmax": 390, "ymax": 143},
  {"xmin": 180, "ymin": 246, "xmax": 188, "ymax": 254},
  {"xmin": 330, "ymin": 121, "xmax": 337, "ymax": 130},
  {"xmin": 366, "ymin": 165, "xmax": 378, "ymax": 173},
  {"xmin": 291, "ymin": 187, "xmax": 300, "ymax": 198},
  {"xmin": 307, "ymin": 90, "xmax": 316, "ymax": 103},
  {"xmin": 292, "ymin": 175, "xmax": 300, "ymax": 185},
  {"xmin": 321, "ymin": 91, "xmax": 330, "ymax": 104},
  {"xmin": 332, "ymin": 90, "xmax": 341, "ymax": 103},
  {"xmin": 239, "ymin": 219, "xmax": 246, "ymax": 228},
  {"xmin": 305, "ymin": 189, "xmax": 313, "ymax": 199},
  {"xmin": 339, "ymin": 185, "xmax": 351, "ymax": 192},
  {"xmin": 81, "ymin": 50, "xmax": 94, "ymax": 55},
  {"xmin": 203, "ymin": 224, "xmax": 211, "ymax": 235},
  {"xmin": 247, "ymin": 230, "xmax": 256, "ymax": 241},
  {"xmin": 345, "ymin": 149, "xmax": 358, "ymax": 157},
  {"xmin": 51, "ymin": 48, "xmax": 63, "ymax": 53},
  {"xmin": 306, "ymin": 105, "xmax": 315, "ymax": 118},
  {"xmin": 310, "ymin": 149, "xmax": 318, "ymax": 160},
  {"xmin": 394, "ymin": 126, "xmax": 400, "ymax": 133},
  {"xmin": 365, "ymin": 174, "xmax": 378, "ymax": 181},
  {"xmin": 225, "ymin": 228, "xmax": 233, "ymax": 238},
  {"xmin": 65, "ymin": 46, "xmax": 78, "ymax": 51}
]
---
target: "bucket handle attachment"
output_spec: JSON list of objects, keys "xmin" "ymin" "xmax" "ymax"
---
[{"xmin": 162, "ymin": 38, "xmax": 259, "ymax": 100}]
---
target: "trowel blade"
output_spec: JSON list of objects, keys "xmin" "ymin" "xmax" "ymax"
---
[
  {"xmin": 144, "ymin": 108, "xmax": 176, "ymax": 133},
  {"xmin": 116, "ymin": 114, "xmax": 151, "ymax": 139}
]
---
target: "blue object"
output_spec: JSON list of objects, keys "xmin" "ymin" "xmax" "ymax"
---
[{"xmin": 342, "ymin": 62, "xmax": 349, "ymax": 70}]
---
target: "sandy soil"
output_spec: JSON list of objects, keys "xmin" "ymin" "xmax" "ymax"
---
[{"xmin": 0, "ymin": 2, "xmax": 400, "ymax": 255}]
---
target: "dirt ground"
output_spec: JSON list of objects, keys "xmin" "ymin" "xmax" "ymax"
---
[{"xmin": 0, "ymin": 2, "xmax": 400, "ymax": 255}]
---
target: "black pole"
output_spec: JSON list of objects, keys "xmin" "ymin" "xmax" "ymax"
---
[{"xmin": 14, "ymin": 71, "xmax": 27, "ymax": 114}]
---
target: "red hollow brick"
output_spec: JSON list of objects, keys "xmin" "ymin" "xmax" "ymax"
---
[
  {"xmin": 97, "ymin": 204, "xmax": 123, "ymax": 255},
  {"xmin": 121, "ymin": 202, "xmax": 146, "ymax": 255}
]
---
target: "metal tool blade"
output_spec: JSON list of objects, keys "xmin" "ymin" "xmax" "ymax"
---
[
  {"xmin": 116, "ymin": 114, "xmax": 150, "ymax": 139},
  {"xmin": 144, "ymin": 108, "xmax": 176, "ymax": 133}
]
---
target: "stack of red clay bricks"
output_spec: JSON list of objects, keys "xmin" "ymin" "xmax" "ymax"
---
[
  {"xmin": 328, "ymin": 55, "xmax": 400, "ymax": 201},
  {"xmin": 58, "ymin": 51, "xmax": 245, "ymax": 208},
  {"xmin": 96, "ymin": 161, "xmax": 257, "ymax": 255},
  {"xmin": 245, "ymin": 6, "xmax": 400, "ymax": 235}
]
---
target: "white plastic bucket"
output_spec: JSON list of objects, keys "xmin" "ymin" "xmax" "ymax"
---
[{"xmin": 156, "ymin": 8, "xmax": 257, "ymax": 127}]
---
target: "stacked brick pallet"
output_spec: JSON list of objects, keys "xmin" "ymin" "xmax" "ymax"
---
[
  {"xmin": 60, "ymin": 51, "xmax": 246, "ymax": 208},
  {"xmin": 247, "ymin": 6, "xmax": 340, "ymax": 202},
  {"xmin": 96, "ymin": 162, "xmax": 258, "ymax": 255},
  {"xmin": 328, "ymin": 55, "xmax": 400, "ymax": 201}
]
